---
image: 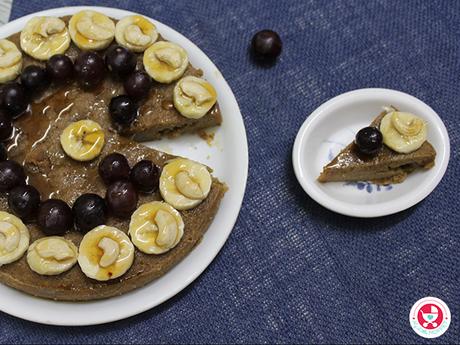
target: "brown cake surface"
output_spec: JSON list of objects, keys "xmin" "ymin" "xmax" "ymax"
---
[
  {"xmin": 4, "ymin": 16, "xmax": 222, "ymax": 143},
  {"xmin": 318, "ymin": 111, "xmax": 436, "ymax": 184},
  {"xmin": 0, "ymin": 16, "xmax": 226, "ymax": 300}
]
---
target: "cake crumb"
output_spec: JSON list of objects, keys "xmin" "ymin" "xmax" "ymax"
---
[{"xmin": 198, "ymin": 130, "xmax": 215, "ymax": 146}]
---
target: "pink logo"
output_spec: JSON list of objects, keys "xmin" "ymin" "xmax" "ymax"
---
[{"xmin": 410, "ymin": 297, "xmax": 450, "ymax": 338}]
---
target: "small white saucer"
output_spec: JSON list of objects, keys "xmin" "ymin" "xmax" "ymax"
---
[{"xmin": 292, "ymin": 88, "xmax": 450, "ymax": 218}]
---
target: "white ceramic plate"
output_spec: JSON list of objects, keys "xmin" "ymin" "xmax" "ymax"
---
[
  {"xmin": 0, "ymin": 6, "xmax": 247, "ymax": 325},
  {"xmin": 292, "ymin": 88, "xmax": 449, "ymax": 218}
]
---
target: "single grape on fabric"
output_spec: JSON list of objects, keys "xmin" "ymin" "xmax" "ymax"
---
[{"xmin": 251, "ymin": 30, "xmax": 282, "ymax": 61}]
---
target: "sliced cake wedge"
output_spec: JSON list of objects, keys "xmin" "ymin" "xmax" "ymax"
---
[{"xmin": 318, "ymin": 110, "xmax": 436, "ymax": 184}]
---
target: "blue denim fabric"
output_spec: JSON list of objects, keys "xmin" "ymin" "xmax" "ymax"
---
[{"xmin": 1, "ymin": 0, "xmax": 459, "ymax": 343}]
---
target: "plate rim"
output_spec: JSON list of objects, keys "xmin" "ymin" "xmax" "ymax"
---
[
  {"xmin": 292, "ymin": 88, "xmax": 450, "ymax": 218},
  {"xmin": 0, "ymin": 6, "xmax": 248, "ymax": 325}
]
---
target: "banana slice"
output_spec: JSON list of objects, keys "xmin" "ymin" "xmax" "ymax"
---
[
  {"xmin": 69, "ymin": 10, "xmax": 115, "ymax": 50},
  {"xmin": 129, "ymin": 201, "xmax": 184, "ymax": 254},
  {"xmin": 78, "ymin": 225, "xmax": 134, "ymax": 281},
  {"xmin": 143, "ymin": 41, "xmax": 188, "ymax": 83},
  {"xmin": 0, "ymin": 211, "xmax": 30, "ymax": 266},
  {"xmin": 60, "ymin": 120, "xmax": 105, "ymax": 161},
  {"xmin": 159, "ymin": 158, "xmax": 212, "ymax": 210},
  {"xmin": 115, "ymin": 15, "xmax": 158, "ymax": 52},
  {"xmin": 27, "ymin": 236, "xmax": 77, "ymax": 275},
  {"xmin": 380, "ymin": 111, "xmax": 427, "ymax": 153},
  {"xmin": 173, "ymin": 76, "xmax": 217, "ymax": 119},
  {"xmin": 0, "ymin": 39, "xmax": 22, "ymax": 83},
  {"xmin": 20, "ymin": 16, "xmax": 70, "ymax": 61}
]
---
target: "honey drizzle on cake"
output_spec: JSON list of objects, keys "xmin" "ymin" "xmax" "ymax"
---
[{"xmin": 0, "ymin": 12, "xmax": 226, "ymax": 300}]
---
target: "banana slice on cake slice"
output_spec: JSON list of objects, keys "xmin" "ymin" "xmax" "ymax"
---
[
  {"xmin": 20, "ymin": 16, "xmax": 70, "ymax": 61},
  {"xmin": 173, "ymin": 76, "xmax": 217, "ymax": 119},
  {"xmin": 27, "ymin": 236, "xmax": 78, "ymax": 275},
  {"xmin": 0, "ymin": 211, "xmax": 30, "ymax": 266},
  {"xmin": 129, "ymin": 201, "xmax": 184, "ymax": 254},
  {"xmin": 78, "ymin": 225, "xmax": 134, "ymax": 281},
  {"xmin": 159, "ymin": 158, "xmax": 212, "ymax": 210},
  {"xmin": 380, "ymin": 111, "xmax": 427, "ymax": 153},
  {"xmin": 115, "ymin": 15, "xmax": 158, "ymax": 52},
  {"xmin": 0, "ymin": 39, "xmax": 22, "ymax": 83},
  {"xmin": 60, "ymin": 120, "xmax": 105, "ymax": 161},
  {"xmin": 69, "ymin": 10, "xmax": 115, "ymax": 50},
  {"xmin": 143, "ymin": 41, "xmax": 188, "ymax": 83}
]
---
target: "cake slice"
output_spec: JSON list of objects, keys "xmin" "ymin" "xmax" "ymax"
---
[{"xmin": 318, "ymin": 110, "xmax": 436, "ymax": 184}]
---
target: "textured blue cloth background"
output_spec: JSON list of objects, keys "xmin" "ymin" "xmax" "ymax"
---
[{"xmin": 0, "ymin": 0, "xmax": 459, "ymax": 343}]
